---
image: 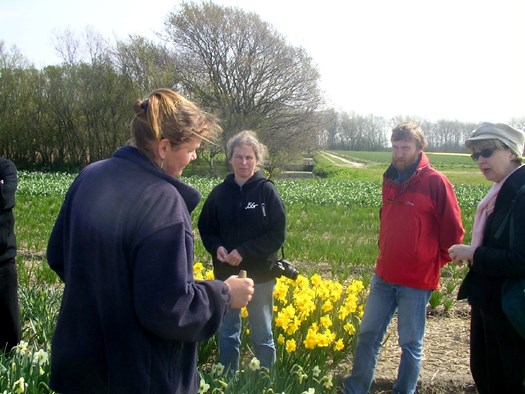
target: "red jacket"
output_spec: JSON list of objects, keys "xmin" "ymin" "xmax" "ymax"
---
[{"xmin": 375, "ymin": 152, "xmax": 464, "ymax": 290}]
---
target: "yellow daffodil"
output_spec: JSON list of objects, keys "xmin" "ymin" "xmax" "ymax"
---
[{"xmin": 285, "ymin": 339, "xmax": 297, "ymax": 353}]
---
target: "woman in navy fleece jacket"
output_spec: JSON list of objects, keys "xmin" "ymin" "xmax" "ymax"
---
[{"xmin": 46, "ymin": 88, "xmax": 254, "ymax": 394}]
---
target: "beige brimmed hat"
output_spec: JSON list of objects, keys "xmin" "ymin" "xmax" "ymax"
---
[{"xmin": 465, "ymin": 122, "xmax": 525, "ymax": 158}]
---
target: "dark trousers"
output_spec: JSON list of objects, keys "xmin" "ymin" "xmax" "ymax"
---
[
  {"xmin": 470, "ymin": 305, "xmax": 525, "ymax": 394},
  {"xmin": 0, "ymin": 259, "xmax": 21, "ymax": 352}
]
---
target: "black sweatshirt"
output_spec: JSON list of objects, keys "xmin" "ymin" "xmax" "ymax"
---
[{"xmin": 198, "ymin": 170, "xmax": 286, "ymax": 283}]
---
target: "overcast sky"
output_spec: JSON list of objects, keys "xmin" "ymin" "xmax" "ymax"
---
[{"xmin": 1, "ymin": 0, "xmax": 524, "ymax": 124}]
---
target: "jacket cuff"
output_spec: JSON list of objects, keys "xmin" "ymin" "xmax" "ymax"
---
[{"xmin": 221, "ymin": 284, "xmax": 231, "ymax": 308}]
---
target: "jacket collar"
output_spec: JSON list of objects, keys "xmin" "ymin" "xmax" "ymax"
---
[
  {"xmin": 384, "ymin": 151, "xmax": 430, "ymax": 183},
  {"xmin": 113, "ymin": 146, "xmax": 202, "ymax": 213},
  {"xmin": 224, "ymin": 170, "xmax": 267, "ymax": 190}
]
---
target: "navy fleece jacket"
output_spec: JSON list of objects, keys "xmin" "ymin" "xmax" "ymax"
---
[{"xmin": 47, "ymin": 146, "xmax": 230, "ymax": 394}]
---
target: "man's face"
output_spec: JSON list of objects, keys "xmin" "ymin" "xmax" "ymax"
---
[{"xmin": 391, "ymin": 138, "xmax": 421, "ymax": 172}]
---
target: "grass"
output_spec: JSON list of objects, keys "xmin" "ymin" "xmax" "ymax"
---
[{"xmin": 15, "ymin": 195, "xmax": 62, "ymax": 256}]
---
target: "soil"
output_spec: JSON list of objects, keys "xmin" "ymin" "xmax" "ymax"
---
[{"xmin": 336, "ymin": 300, "xmax": 477, "ymax": 394}]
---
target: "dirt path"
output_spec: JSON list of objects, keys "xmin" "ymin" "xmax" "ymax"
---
[
  {"xmin": 339, "ymin": 302, "xmax": 476, "ymax": 393},
  {"xmin": 319, "ymin": 151, "xmax": 365, "ymax": 167}
]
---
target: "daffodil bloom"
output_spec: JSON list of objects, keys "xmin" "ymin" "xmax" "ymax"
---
[
  {"xmin": 15, "ymin": 341, "xmax": 28, "ymax": 356},
  {"xmin": 297, "ymin": 371, "xmax": 308, "ymax": 384},
  {"xmin": 13, "ymin": 377, "xmax": 27, "ymax": 394},
  {"xmin": 312, "ymin": 365, "xmax": 321, "ymax": 377},
  {"xmin": 211, "ymin": 363, "xmax": 224, "ymax": 375},
  {"xmin": 334, "ymin": 338, "xmax": 345, "ymax": 351},
  {"xmin": 248, "ymin": 357, "xmax": 260, "ymax": 371},
  {"xmin": 303, "ymin": 336, "xmax": 317, "ymax": 349},
  {"xmin": 285, "ymin": 317, "xmax": 300, "ymax": 335},
  {"xmin": 311, "ymin": 274, "xmax": 322, "ymax": 286},
  {"xmin": 285, "ymin": 339, "xmax": 297, "ymax": 353},
  {"xmin": 193, "ymin": 262, "xmax": 204, "ymax": 275},
  {"xmin": 275, "ymin": 304, "xmax": 296, "ymax": 330},
  {"xmin": 347, "ymin": 279, "xmax": 365, "ymax": 294},
  {"xmin": 198, "ymin": 378, "xmax": 210, "ymax": 393},
  {"xmin": 344, "ymin": 322, "xmax": 356, "ymax": 335},
  {"xmin": 358, "ymin": 305, "xmax": 365, "ymax": 317},
  {"xmin": 321, "ymin": 300, "xmax": 333, "ymax": 312},
  {"xmin": 321, "ymin": 374, "xmax": 334, "ymax": 389},
  {"xmin": 32, "ymin": 349, "xmax": 49, "ymax": 365},
  {"xmin": 320, "ymin": 314, "xmax": 332, "ymax": 328},
  {"xmin": 273, "ymin": 280, "xmax": 290, "ymax": 303}
]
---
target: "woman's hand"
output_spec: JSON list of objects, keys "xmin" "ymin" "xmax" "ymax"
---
[
  {"xmin": 448, "ymin": 244, "xmax": 475, "ymax": 266},
  {"xmin": 216, "ymin": 246, "xmax": 229, "ymax": 262},
  {"xmin": 224, "ymin": 249, "xmax": 243, "ymax": 266},
  {"xmin": 217, "ymin": 247, "xmax": 243, "ymax": 266},
  {"xmin": 224, "ymin": 275, "xmax": 254, "ymax": 309}
]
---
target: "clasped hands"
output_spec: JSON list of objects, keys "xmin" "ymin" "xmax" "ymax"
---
[
  {"xmin": 217, "ymin": 246, "xmax": 253, "ymax": 308},
  {"xmin": 217, "ymin": 246, "xmax": 243, "ymax": 266},
  {"xmin": 448, "ymin": 244, "xmax": 475, "ymax": 267}
]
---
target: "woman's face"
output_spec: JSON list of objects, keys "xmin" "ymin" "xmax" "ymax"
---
[
  {"xmin": 161, "ymin": 137, "xmax": 200, "ymax": 177},
  {"xmin": 229, "ymin": 144, "xmax": 257, "ymax": 183},
  {"xmin": 471, "ymin": 143, "xmax": 517, "ymax": 183}
]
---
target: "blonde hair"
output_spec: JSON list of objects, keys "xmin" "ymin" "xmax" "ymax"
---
[
  {"xmin": 130, "ymin": 88, "xmax": 220, "ymax": 158},
  {"xmin": 227, "ymin": 130, "xmax": 268, "ymax": 164}
]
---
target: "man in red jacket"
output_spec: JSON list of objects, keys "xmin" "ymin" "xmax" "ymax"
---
[{"xmin": 343, "ymin": 122, "xmax": 464, "ymax": 394}]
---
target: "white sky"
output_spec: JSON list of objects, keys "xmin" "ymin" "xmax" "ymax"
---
[{"xmin": 1, "ymin": 0, "xmax": 524, "ymax": 123}]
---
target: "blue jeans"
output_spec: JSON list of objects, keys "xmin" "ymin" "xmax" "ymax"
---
[
  {"xmin": 343, "ymin": 275, "xmax": 431, "ymax": 394},
  {"xmin": 218, "ymin": 279, "xmax": 276, "ymax": 372}
]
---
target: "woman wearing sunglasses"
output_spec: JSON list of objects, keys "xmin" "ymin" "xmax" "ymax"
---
[{"xmin": 449, "ymin": 122, "xmax": 525, "ymax": 393}]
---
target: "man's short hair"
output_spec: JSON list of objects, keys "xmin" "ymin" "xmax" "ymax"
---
[{"xmin": 391, "ymin": 122, "xmax": 428, "ymax": 150}]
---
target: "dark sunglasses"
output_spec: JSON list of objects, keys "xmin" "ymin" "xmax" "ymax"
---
[{"xmin": 471, "ymin": 146, "xmax": 498, "ymax": 161}]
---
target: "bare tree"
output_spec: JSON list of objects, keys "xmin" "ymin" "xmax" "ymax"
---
[
  {"xmin": 164, "ymin": 1, "xmax": 325, "ymax": 172},
  {"xmin": 0, "ymin": 41, "xmax": 31, "ymax": 69},
  {"xmin": 53, "ymin": 28, "xmax": 82, "ymax": 66},
  {"xmin": 114, "ymin": 35, "xmax": 177, "ymax": 94},
  {"xmin": 335, "ymin": 113, "xmax": 388, "ymax": 151}
]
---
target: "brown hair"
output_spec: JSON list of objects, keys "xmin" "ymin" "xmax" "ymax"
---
[
  {"xmin": 391, "ymin": 122, "xmax": 428, "ymax": 150},
  {"xmin": 130, "ymin": 88, "xmax": 220, "ymax": 158}
]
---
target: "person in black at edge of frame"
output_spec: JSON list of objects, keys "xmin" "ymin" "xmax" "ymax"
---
[{"xmin": 0, "ymin": 157, "xmax": 20, "ymax": 353}]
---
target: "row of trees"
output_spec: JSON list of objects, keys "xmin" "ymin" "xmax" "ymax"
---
[
  {"xmin": 1, "ymin": 1, "xmax": 523, "ymax": 173},
  {"xmin": 322, "ymin": 114, "xmax": 501, "ymax": 153}
]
